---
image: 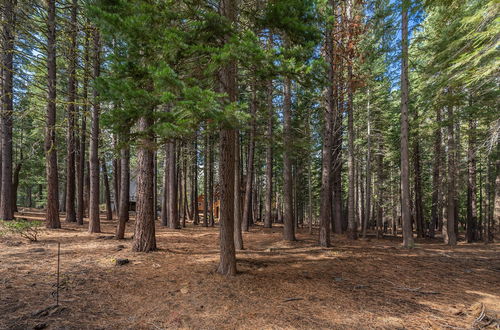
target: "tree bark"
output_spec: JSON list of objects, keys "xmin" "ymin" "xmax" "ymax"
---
[
  {"xmin": 430, "ymin": 107, "xmax": 442, "ymax": 238},
  {"xmin": 102, "ymin": 159, "xmax": 112, "ymax": 221},
  {"xmin": 203, "ymin": 130, "xmax": 209, "ymax": 227},
  {"xmin": 466, "ymin": 114, "xmax": 478, "ymax": 242},
  {"xmin": 363, "ymin": 89, "xmax": 371, "ymax": 238},
  {"xmin": 64, "ymin": 0, "xmax": 78, "ymax": 223},
  {"xmin": 116, "ymin": 136, "xmax": 130, "ymax": 239},
  {"xmin": 242, "ymin": 85, "xmax": 256, "ymax": 232},
  {"xmin": 217, "ymin": 0, "xmax": 237, "ymax": 275},
  {"xmin": 161, "ymin": 143, "xmax": 169, "ymax": 226},
  {"xmin": 233, "ymin": 130, "xmax": 243, "ymax": 249},
  {"xmin": 0, "ymin": 0, "xmax": 15, "ymax": 221},
  {"xmin": 400, "ymin": 1, "xmax": 413, "ymax": 247},
  {"xmin": 168, "ymin": 140, "xmax": 179, "ymax": 229},
  {"xmin": 283, "ymin": 75, "xmax": 295, "ymax": 241},
  {"xmin": 45, "ymin": 0, "xmax": 60, "ymax": 229},
  {"xmin": 445, "ymin": 104, "xmax": 457, "ymax": 246},
  {"xmin": 88, "ymin": 28, "xmax": 101, "ymax": 233},
  {"xmin": 319, "ymin": 5, "xmax": 334, "ymax": 246},
  {"xmin": 346, "ymin": 64, "xmax": 357, "ymax": 240},
  {"xmin": 132, "ymin": 116, "xmax": 157, "ymax": 252}
]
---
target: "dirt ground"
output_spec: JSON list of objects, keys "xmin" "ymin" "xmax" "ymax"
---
[{"xmin": 1, "ymin": 211, "xmax": 499, "ymax": 330}]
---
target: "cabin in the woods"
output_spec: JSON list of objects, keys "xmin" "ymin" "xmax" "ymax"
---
[{"xmin": 197, "ymin": 180, "xmax": 246, "ymax": 218}]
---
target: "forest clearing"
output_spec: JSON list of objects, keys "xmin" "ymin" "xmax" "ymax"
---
[
  {"xmin": 0, "ymin": 0, "xmax": 499, "ymax": 328},
  {"xmin": 1, "ymin": 211, "xmax": 499, "ymax": 329}
]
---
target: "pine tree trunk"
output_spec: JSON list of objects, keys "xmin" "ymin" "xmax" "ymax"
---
[
  {"xmin": 113, "ymin": 134, "xmax": 120, "ymax": 216},
  {"xmin": 346, "ymin": 64, "xmax": 357, "ymax": 240},
  {"xmin": 132, "ymin": 116, "xmax": 157, "ymax": 252},
  {"xmin": 466, "ymin": 114, "xmax": 478, "ymax": 242},
  {"xmin": 208, "ymin": 135, "xmax": 215, "ymax": 226},
  {"xmin": 77, "ymin": 27, "xmax": 90, "ymax": 225},
  {"xmin": 264, "ymin": 76, "xmax": 273, "ymax": 229},
  {"xmin": 242, "ymin": 86, "xmax": 256, "ymax": 232},
  {"xmin": 430, "ymin": 107, "xmax": 442, "ymax": 238},
  {"xmin": 283, "ymin": 75, "xmax": 295, "ymax": 241},
  {"xmin": 102, "ymin": 159, "xmax": 112, "ymax": 221},
  {"xmin": 168, "ymin": 140, "xmax": 179, "ymax": 229},
  {"xmin": 413, "ymin": 107, "xmax": 424, "ymax": 238},
  {"xmin": 0, "ymin": 0, "xmax": 15, "ymax": 221},
  {"xmin": 400, "ymin": 1, "xmax": 414, "ymax": 247},
  {"xmin": 376, "ymin": 148, "xmax": 384, "ymax": 238},
  {"xmin": 191, "ymin": 136, "xmax": 199, "ymax": 225},
  {"xmin": 116, "ymin": 137, "xmax": 129, "ymax": 239},
  {"xmin": 364, "ymin": 90, "xmax": 371, "ymax": 238},
  {"xmin": 12, "ymin": 162, "xmax": 21, "ymax": 212},
  {"xmin": 234, "ymin": 130, "xmax": 243, "ymax": 250},
  {"xmin": 45, "ymin": 0, "xmax": 60, "ymax": 229},
  {"xmin": 64, "ymin": 0, "xmax": 78, "ymax": 223},
  {"xmin": 161, "ymin": 143, "xmax": 169, "ymax": 226},
  {"xmin": 88, "ymin": 28, "xmax": 101, "ymax": 234},
  {"xmin": 203, "ymin": 131, "xmax": 209, "ymax": 227},
  {"xmin": 445, "ymin": 104, "xmax": 457, "ymax": 246},
  {"xmin": 319, "ymin": 6, "xmax": 334, "ymax": 246},
  {"xmin": 217, "ymin": 0, "xmax": 237, "ymax": 275}
]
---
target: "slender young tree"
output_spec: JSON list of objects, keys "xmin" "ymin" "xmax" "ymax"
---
[
  {"xmin": 116, "ymin": 135, "xmax": 130, "ymax": 239},
  {"xmin": 234, "ymin": 130, "xmax": 243, "ymax": 249},
  {"xmin": 168, "ymin": 140, "xmax": 179, "ymax": 229},
  {"xmin": 65, "ymin": 0, "xmax": 78, "ymax": 223},
  {"xmin": 242, "ymin": 86, "xmax": 256, "ymax": 232},
  {"xmin": 264, "ymin": 76, "xmax": 273, "ymax": 229},
  {"xmin": 400, "ymin": 0, "xmax": 413, "ymax": 248},
  {"xmin": 283, "ymin": 75, "xmax": 295, "ymax": 241},
  {"xmin": 102, "ymin": 159, "xmax": 112, "ymax": 220},
  {"xmin": 45, "ymin": 0, "xmax": 60, "ymax": 229},
  {"xmin": 445, "ymin": 103, "xmax": 457, "ymax": 246},
  {"xmin": 88, "ymin": 28, "xmax": 101, "ymax": 233}
]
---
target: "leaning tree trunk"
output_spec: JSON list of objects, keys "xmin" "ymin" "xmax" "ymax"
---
[
  {"xmin": 88, "ymin": 28, "xmax": 101, "ymax": 234},
  {"xmin": 45, "ymin": 0, "xmax": 60, "ymax": 229},
  {"xmin": 0, "ymin": 0, "xmax": 15, "ymax": 221},
  {"xmin": 116, "ymin": 136, "xmax": 130, "ymax": 239},
  {"xmin": 400, "ymin": 1, "xmax": 413, "ymax": 247},
  {"xmin": 283, "ymin": 75, "xmax": 295, "ymax": 241},
  {"xmin": 132, "ymin": 116, "xmax": 157, "ymax": 252},
  {"xmin": 64, "ymin": 0, "xmax": 78, "ymax": 223}
]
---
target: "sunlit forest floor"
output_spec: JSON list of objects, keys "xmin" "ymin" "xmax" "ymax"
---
[{"xmin": 1, "ymin": 210, "xmax": 499, "ymax": 329}]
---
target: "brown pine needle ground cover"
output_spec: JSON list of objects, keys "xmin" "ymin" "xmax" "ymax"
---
[{"xmin": 1, "ymin": 211, "xmax": 499, "ymax": 329}]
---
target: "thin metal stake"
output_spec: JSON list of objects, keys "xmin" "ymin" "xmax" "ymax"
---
[{"xmin": 56, "ymin": 242, "xmax": 60, "ymax": 306}]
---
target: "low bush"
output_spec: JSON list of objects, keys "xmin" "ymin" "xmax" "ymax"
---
[{"xmin": 0, "ymin": 219, "xmax": 44, "ymax": 242}]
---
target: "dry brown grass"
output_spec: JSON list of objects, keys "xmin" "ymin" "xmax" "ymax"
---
[{"xmin": 1, "ymin": 210, "xmax": 499, "ymax": 329}]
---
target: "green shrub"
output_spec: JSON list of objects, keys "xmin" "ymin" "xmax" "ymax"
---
[{"xmin": 0, "ymin": 219, "xmax": 44, "ymax": 242}]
